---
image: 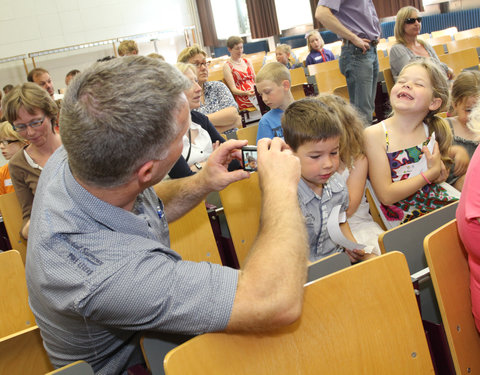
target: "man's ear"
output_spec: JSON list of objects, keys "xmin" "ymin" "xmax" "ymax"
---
[
  {"xmin": 429, "ymin": 97, "xmax": 442, "ymax": 112},
  {"xmin": 137, "ymin": 160, "xmax": 155, "ymax": 184},
  {"xmin": 282, "ymin": 79, "xmax": 291, "ymax": 90}
]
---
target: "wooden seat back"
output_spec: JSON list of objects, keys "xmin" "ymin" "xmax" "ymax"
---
[
  {"xmin": 307, "ymin": 59, "xmax": 339, "ymax": 76},
  {"xmin": 169, "ymin": 201, "xmax": 222, "ymax": 264},
  {"xmin": 0, "ymin": 250, "xmax": 36, "ymax": 337},
  {"xmin": 424, "ymin": 219, "xmax": 480, "ymax": 374},
  {"xmin": 439, "ymin": 47, "xmax": 479, "ymax": 76},
  {"xmin": 0, "ymin": 192, "xmax": 27, "ymax": 263},
  {"xmin": 164, "ymin": 252, "xmax": 434, "ymax": 375},
  {"xmin": 219, "ymin": 172, "xmax": 261, "ymax": 267},
  {"xmin": 446, "ymin": 36, "xmax": 480, "ymax": 53},
  {"xmin": 236, "ymin": 124, "xmax": 258, "ymax": 145},
  {"xmin": 314, "ymin": 68, "xmax": 346, "ymax": 94},
  {"xmin": 46, "ymin": 361, "xmax": 94, "ymax": 375},
  {"xmin": 454, "ymin": 27, "xmax": 480, "ymax": 41},
  {"xmin": 0, "ymin": 326, "xmax": 53, "ymax": 374},
  {"xmin": 431, "ymin": 27, "xmax": 457, "ymax": 39}
]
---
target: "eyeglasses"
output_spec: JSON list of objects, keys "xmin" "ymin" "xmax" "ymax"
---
[
  {"xmin": 405, "ymin": 17, "xmax": 422, "ymax": 24},
  {"xmin": 12, "ymin": 116, "xmax": 45, "ymax": 132},
  {"xmin": 192, "ymin": 61, "xmax": 209, "ymax": 68},
  {"xmin": 0, "ymin": 140, "xmax": 19, "ymax": 146}
]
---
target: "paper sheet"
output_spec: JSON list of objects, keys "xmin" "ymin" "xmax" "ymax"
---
[{"xmin": 326, "ymin": 205, "xmax": 373, "ymax": 253}]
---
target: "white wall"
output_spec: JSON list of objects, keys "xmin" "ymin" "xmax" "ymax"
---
[{"xmin": 0, "ymin": 0, "xmax": 197, "ymax": 93}]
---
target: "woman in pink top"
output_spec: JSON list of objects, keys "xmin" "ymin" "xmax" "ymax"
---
[{"xmin": 456, "ymin": 103, "xmax": 480, "ymax": 332}]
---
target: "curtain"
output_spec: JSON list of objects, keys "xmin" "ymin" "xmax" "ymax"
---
[
  {"xmin": 246, "ymin": 0, "xmax": 280, "ymax": 39},
  {"xmin": 196, "ymin": 0, "xmax": 218, "ymax": 47},
  {"xmin": 373, "ymin": 0, "xmax": 424, "ymax": 19}
]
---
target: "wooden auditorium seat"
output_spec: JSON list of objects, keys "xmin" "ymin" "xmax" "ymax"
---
[
  {"xmin": 439, "ymin": 47, "xmax": 480, "ymax": 76},
  {"xmin": 168, "ymin": 201, "xmax": 223, "ymax": 265},
  {"xmin": 163, "ymin": 252, "xmax": 434, "ymax": 375},
  {"xmin": 454, "ymin": 27, "xmax": 480, "ymax": 41},
  {"xmin": 424, "ymin": 219, "xmax": 480, "ymax": 374},
  {"xmin": 219, "ymin": 172, "xmax": 261, "ymax": 267},
  {"xmin": 446, "ymin": 36, "xmax": 480, "ymax": 53},
  {"xmin": 306, "ymin": 59, "xmax": 339, "ymax": 76},
  {"xmin": 314, "ymin": 68, "xmax": 346, "ymax": 94},
  {"xmin": 431, "ymin": 27, "xmax": 457, "ymax": 39},
  {"xmin": 0, "ymin": 326, "xmax": 53, "ymax": 374},
  {"xmin": 236, "ymin": 124, "xmax": 258, "ymax": 145},
  {"xmin": 0, "ymin": 192, "xmax": 27, "ymax": 263},
  {"xmin": 0, "ymin": 250, "xmax": 36, "ymax": 337},
  {"xmin": 46, "ymin": 361, "xmax": 94, "ymax": 375}
]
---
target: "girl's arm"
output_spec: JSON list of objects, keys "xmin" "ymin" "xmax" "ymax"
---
[
  {"xmin": 449, "ymin": 145, "xmax": 470, "ymax": 176},
  {"xmin": 364, "ymin": 125, "xmax": 443, "ymax": 206},
  {"xmin": 345, "ymin": 155, "xmax": 368, "ymax": 218}
]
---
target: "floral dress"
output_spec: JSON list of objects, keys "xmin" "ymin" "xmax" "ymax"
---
[
  {"xmin": 381, "ymin": 122, "xmax": 458, "ymax": 226},
  {"xmin": 226, "ymin": 59, "xmax": 256, "ymax": 110}
]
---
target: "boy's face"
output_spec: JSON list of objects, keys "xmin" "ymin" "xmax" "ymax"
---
[
  {"xmin": 256, "ymin": 79, "xmax": 289, "ymax": 110},
  {"xmin": 293, "ymin": 136, "xmax": 340, "ymax": 189}
]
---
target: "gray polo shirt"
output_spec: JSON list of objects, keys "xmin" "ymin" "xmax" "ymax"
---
[
  {"xmin": 298, "ymin": 173, "xmax": 349, "ymax": 261},
  {"xmin": 26, "ymin": 147, "xmax": 238, "ymax": 374}
]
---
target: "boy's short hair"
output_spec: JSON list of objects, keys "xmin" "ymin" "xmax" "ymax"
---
[
  {"xmin": 118, "ymin": 40, "xmax": 139, "ymax": 56},
  {"xmin": 256, "ymin": 62, "xmax": 291, "ymax": 85},
  {"xmin": 282, "ymin": 97, "xmax": 343, "ymax": 151}
]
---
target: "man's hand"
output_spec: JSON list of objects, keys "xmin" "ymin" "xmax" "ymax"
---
[
  {"xmin": 257, "ymin": 137, "xmax": 301, "ymax": 194},
  {"xmin": 353, "ymin": 36, "xmax": 371, "ymax": 53},
  {"xmin": 198, "ymin": 139, "xmax": 250, "ymax": 192}
]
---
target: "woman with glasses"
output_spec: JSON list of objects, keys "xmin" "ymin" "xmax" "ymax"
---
[
  {"xmin": 389, "ymin": 6, "xmax": 454, "ymax": 80},
  {"xmin": 1, "ymin": 83, "xmax": 62, "ymax": 239},
  {"xmin": 178, "ymin": 45, "xmax": 241, "ymax": 133},
  {"xmin": 0, "ymin": 121, "xmax": 27, "ymax": 195}
]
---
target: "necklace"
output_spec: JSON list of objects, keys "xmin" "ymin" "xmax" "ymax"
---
[{"xmin": 230, "ymin": 58, "xmax": 243, "ymax": 65}]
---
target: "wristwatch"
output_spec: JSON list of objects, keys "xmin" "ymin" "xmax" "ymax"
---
[{"xmin": 194, "ymin": 162, "xmax": 202, "ymax": 170}]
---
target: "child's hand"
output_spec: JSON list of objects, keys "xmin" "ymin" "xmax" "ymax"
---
[
  {"xmin": 432, "ymin": 161, "xmax": 448, "ymax": 184},
  {"xmin": 346, "ymin": 249, "xmax": 378, "ymax": 263},
  {"xmin": 423, "ymin": 142, "xmax": 442, "ymax": 181},
  {"xmin": 212, "ymin": 140, "xmax": 220, "ymax": 151}
]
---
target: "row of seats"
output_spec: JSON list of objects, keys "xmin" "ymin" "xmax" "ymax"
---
[
  {"xmin": 1, "ymin": 177, "xmax": 479, "ymax": 373},
  {"xmin": 149, "ymin": 207, "xmax": 480, "ymax": 374}
]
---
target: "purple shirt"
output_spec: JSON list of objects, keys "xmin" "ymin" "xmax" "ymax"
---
[{"xmin": 317, "ymin": 0, "xmax": 381, "ymax": 41}]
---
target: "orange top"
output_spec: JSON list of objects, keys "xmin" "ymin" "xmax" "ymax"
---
[{"xmin": 0, "ymin": 163, "xmax": 15, "ymax": 195}]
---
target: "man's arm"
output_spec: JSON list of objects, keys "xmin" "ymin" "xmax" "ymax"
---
[
  {"xmin": 315, "ymin": 5, "xmax": 370, "ymax": 52},
  {"xmin": 225, "ymin": 138, "xmax": 309, "ymax": 331},
  {"xmin": 154, "ymin": 139, "xmax": 249, "ymax": 222}
]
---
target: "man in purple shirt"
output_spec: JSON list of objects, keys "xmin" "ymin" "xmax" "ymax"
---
[{"xmin": 316, "ymin": 0, "xmax": 381, "ymax": 124}]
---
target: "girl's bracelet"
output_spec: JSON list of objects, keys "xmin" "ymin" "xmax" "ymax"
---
[{"xmin": 420, "ymin": 172, "xmax": 431, "ymax": 185}]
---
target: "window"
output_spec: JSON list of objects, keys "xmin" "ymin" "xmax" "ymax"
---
[
  {"xmin": 211, "ymin": 0, "xmax": 250, "ymax": 40},
  {"xmin": 275, "ymin": 0, "xmax": 312, "ymax": 31}
]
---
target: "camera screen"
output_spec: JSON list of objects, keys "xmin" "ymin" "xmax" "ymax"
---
[{"xmin": 242, "ymin": 147, "xmax": 258, "ymax": 172}]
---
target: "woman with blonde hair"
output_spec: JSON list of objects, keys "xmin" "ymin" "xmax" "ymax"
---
[
  {"xmin": 389, "ymin": 6, "xmax": 453, "ymax": 80},
  {"xmin": 178, "ymin": 44, "xmax": 241, "ymax": 132},
  {"xmin": 0, "ymin": 121, "xmax": 27, "ymax": 194},
  {"xmin": 2, "ymin": 83, "xmax": 62, "ymax": 238}
]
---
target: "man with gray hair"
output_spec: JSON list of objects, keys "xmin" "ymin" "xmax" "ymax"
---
[{"xmin": 26, "ymin": 56, "xmax": 309, "ymax": 374}]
